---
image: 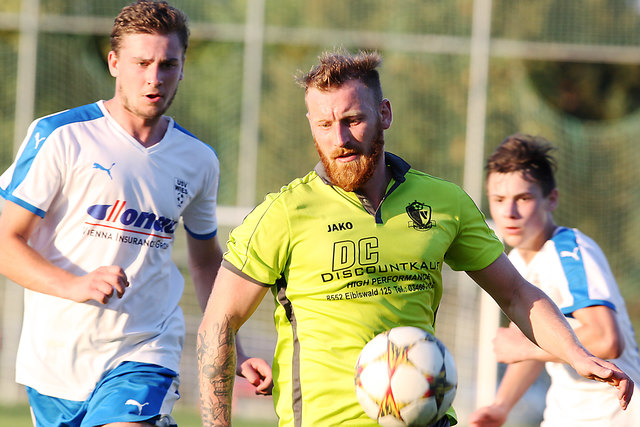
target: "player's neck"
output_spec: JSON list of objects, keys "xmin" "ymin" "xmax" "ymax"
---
[
  {"xmin": 517, "ymin": 221, "xmax": 558, "ymax": 264},
  {"xmin": 356, "ymin": 159, "xmax": 391, "ymax": 210},
  {"xmin": 103, "ymin": 98, "xmax": 169, "ymax": 148}
]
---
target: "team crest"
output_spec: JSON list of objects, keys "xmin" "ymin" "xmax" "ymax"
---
[
  {"xmin": 406, "ymin": 200, "xmax": 435, "ymax": 231},
  {"xmin": 174, "ymin": 177, "xmax": 189, "ymax": 208}
]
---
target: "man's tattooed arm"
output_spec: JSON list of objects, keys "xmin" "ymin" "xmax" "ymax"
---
[{"xmin": 198, "ymin": 316, "xmax": 236, "ymax": 427}]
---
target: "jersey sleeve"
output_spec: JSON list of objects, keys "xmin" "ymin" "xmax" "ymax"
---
[
  {"xmin": 181, "ymin": 146, "xmax": 220, "ymax": 239},
  {"xmin": 0, "ymin": 117, "xmax": 66, "ymax": 217},
  {"xmin": 444, "ymin": 187, "xmax": 504, "ymax": 271},
  {"xmin": 223, "ymin": 191, "xmax": 291, "ymax": 286},
  {"xmin": 552, "ymin": 228, "xmax": 617, "ymax": 315}
]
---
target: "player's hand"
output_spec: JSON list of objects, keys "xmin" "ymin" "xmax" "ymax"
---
[
  {"xmin": 468, "ymin": 404, "xmax": 508, "ymax": 427},
  {"xmin": 66, "ymin": 265, "xmax": 129, "ymax": 304},
  {"xmin": 572, "ymin": 355, "xmax": 634, "ymax": 410},
  {"xmin": 493, "ymin": 324, "xmax": 538, "ymax": 364},
  {"xmin": 236, "ymin": 356, "xmax": 273, "ymax": 395}
]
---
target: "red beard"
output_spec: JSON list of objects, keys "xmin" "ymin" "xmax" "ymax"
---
[{"xmin": 316, "ymin": 124, "xmax": 384, "ymax": 192}]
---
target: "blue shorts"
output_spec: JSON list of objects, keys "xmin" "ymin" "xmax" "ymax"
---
[{"xmin": 26, "ymin": 361, "xmax": 180, "ymax": 427}]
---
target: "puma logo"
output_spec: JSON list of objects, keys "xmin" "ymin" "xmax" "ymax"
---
[
  {"xmin": 93, "ymin": 162, "xmax": 116, "ymax": 180},
  {"xmin": 560, "ymin": 247, "xmax": 580, "ymax": 261},
  {"xmin": 125, "ymin": 399, "xmax": 149, "ymax": 415}
]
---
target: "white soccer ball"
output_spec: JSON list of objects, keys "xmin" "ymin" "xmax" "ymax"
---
[{"xmin": 354, "ymin": 326, "xmax": 457, "ymax": 427}]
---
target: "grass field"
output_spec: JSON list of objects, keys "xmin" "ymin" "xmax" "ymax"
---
[{"xmin": 0, "ymin": 403, "xmax": 278, "ymax": 427}]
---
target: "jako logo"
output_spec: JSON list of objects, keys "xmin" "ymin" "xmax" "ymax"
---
[{"xmin": 87, "ymin": 200, "xmax": 177, "ymax": 235}]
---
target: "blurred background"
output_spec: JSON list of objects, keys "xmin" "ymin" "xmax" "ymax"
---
[{"xmin": 2, "ymin": 0, "xmax": 640, "ymax": 426}]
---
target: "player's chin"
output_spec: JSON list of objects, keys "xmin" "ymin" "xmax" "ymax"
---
[
  {"xmin": 138, "ymin": 105, "xmax": 167, "ymax": 120},
  {"xmin": 501, "ymin": 235, "xmax": 521, "ymax": 248}
]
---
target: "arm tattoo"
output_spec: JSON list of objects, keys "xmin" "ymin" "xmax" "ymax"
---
[{"xmin": 198, "ymin": 316, "xmax": 236, "ymax": 427}]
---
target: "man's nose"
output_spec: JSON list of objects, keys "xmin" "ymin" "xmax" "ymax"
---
[
  {"xmin": 507, "ymin": 200, "xmax": 519, "ymax": 218},
  {"xmin": 146, "ymin": 65, "xmax": 163, "ymax": 86},
  {"xmin": 334, "ymin": 123, "xmax": 351, "ymax": 147}
]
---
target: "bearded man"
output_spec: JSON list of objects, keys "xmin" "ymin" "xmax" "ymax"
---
[{"xmin": 197, "ymin": 50, "xmax": 634, "ymax": 427}]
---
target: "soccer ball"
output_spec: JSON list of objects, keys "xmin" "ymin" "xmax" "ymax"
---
[{"xmin": 354, "ymin": 326, "xmax": 457, "ymax": 426}]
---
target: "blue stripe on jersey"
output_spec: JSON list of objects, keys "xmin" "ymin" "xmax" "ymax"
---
[
  {"xmin": 173, "ymin": 122, "xmax": 217, "ymax": 156},
  {"xmin": 561, "ymin": 299, "xmax": 616, "ymax": 316},
  {"xmin": 552, "ymin": 227, "xmax": 615, "ymax": 316},
  {"xmin": 2, "ymin": 195, "xmax": 46, "ymax": 218},
  {"xmin": 174, "ymin": 122, "xmax": 218, "ymax": 240},
  {"xmin": 184, "ymin": 224, "xmax": 217, "ymax": 240},
  {"xmin": 1, "ymin": 103, "xmax": 103, "ymax": 217}
]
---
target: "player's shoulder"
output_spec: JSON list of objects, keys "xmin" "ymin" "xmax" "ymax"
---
[
  {"xmin": 552, "ymin": 227, "xmax": 591, "ymax": 246},
  {"xmin": 171, "ymin": 121, "xmax": 219, "ymax": 161},
  {"xmin": 404, "ymin": 169, "xmax": 470, "ymax": 205},
  {"xmin": 32, "ymin": 103, "xmax": 104, "ymax": 137},
  {"xmin": 172, "ymin": 120, "xmax": 201, "ymax": 142},
  {"xmin": 278, "ymin": 170, "xmax": 321, "ymax": 193},
  {"xmin": 236, "ymin": 173, "xmax": 318, "ymax": 229},
  {"xmin": 406, "ymin": 168, "xmax": 463, "ymax": 189},
  {"xmin": 551, "ymin": 226, "xmax": 608, "ymax": 259},
  {"xmin": 254, "ymin": 170, "xmax": 322, "ymax": 211}
]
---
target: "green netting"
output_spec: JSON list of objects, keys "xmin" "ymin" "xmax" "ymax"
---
[
  {"xmin": 33, "ymin": 34, "xmax": 112, "ymax": 117},
  {"xmin": 172, "ymin": 42, "xmax": 245, "ymax": 205},
  {"xmin": 493, "ymin": 0, "xmax": 640, "ymax": 44},
  {"xmin": 517, "ymin": 67, "xmax": 640, "ymax": 296},
  {"xmin": 39, "ymin": 0, "xmax": 247, "ymax": 23},
  {"xmin": 382, "ymin": 51, "xmax": 469, "ymax": 183},
  {"xmin": 0, "ymin": 33, "xmax": 18, "ymax": 171},
  {"xmin": 485, "ymin": 56, "xmax": 640, "ymax": 317},
  {"xmin": 265, "ymin": 0, "xmax": 473, "ymax": 35},
  {"xmin": 0, "ymin": 0, "xmax": 20, "ymax": 13}
]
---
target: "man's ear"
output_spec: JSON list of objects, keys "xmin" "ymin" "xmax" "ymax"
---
[
  {"xmin": 107, "ymin": 50, "xmax": 119, "ymax": 78},
  {"xmin": 547, "ymin": 188, "xmax": 559, "ymax": 211},
  {"xmin": 379, "ymin": 98, "xmax": 392, "ymax": 129}
]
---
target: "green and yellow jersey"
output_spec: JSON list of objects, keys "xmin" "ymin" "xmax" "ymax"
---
[{"xmin": 223, "ymin": 153, "xmax": 504, "ymax": 426}]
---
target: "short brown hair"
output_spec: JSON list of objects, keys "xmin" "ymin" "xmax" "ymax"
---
[
  {"xmin": 297, "ymin": 50, "xmax": 384, "ymax": 103},
  {"xmin": 486, "ymin": 133, "xmax": 557, "ymax": 196},
  {"xmin": 110, "ymin": 0, "xmax": 189, "ymax": 55}
]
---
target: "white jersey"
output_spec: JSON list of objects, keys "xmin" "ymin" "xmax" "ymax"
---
[
  {"xmin": 0, "ymin": 101, "xmax": 219, "ymax": 401},
  {"xmin": 509, "ymin": 227, "xmax": 640, "ymax": 426}
]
